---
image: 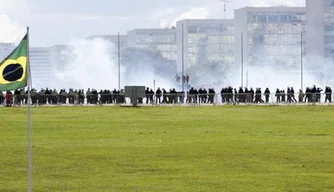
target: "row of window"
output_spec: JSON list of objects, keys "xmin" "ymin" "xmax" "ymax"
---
[
  {"xmin": 324, "ymin": 0, "xmax": 334, "ymax": 7},
  {"xmin": 325, "ymin": 35, "xmax": 334, "ymax": 44},
  {"xmin": 247, "ymin": 23, "xmax": 303, "ymax": 34},
  {"xmin": 325, "ymin": 48, "xmax": 334, "ymax": 57},
  {"xmin": 136, "ymin": 44, "xmax": 177, "ymax": 52},
  {"xmin": 248, "ymin": 46, "xmax": 303, "ymax": 54},
  {"xmin": 247, "ymin": 12, "xmax": 305, "ymax": 24},
  {"xmin": 187, "ymin": 35, "xmax": 235, "ymax": 44},
  {"xmin": 325, "ymin": 24, "xmax": 334, "ymax": 32},
  {"xmin": 248, "ymin": 34, "xmax": 304, "ymax": 45},
  {"xmin": 324, "ymin": 12, "xmax": 334, "ymax": 22},
  {"xmin": 187, "ymin": 25, "xmax": 235, "ymax": 34},
  {"xmin": 135, "ymin": 34, "xmax": 176, "ymax": 43},
  {"xmin": 188, "ymin": 45, "xmax": 234, "ymax": 52}
]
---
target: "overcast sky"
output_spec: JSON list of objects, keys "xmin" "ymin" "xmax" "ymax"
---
[{"xmin": 0, "ymin": 0, "xmax": 305, "ymax": 47}]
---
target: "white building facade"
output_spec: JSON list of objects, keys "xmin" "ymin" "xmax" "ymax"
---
[
  {"xmin": 127, "ymin": 28, "xmax": 177, "ymax": 61},
  {"xmin": 30, "ymin": 47, "xmax": 52, "ymax": 89},
  {"xmin": 176, "ymin": 19, "xmax": 235, "ymax": 73},
  {"xmin": 235, "ymin": 7, "xmax": 306, "ymax": 68},
  {"xmin": 306, "ymin": 0, "xmax": 334, "ymax": 61}
]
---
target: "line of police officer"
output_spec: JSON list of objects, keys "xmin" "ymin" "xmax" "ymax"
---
[{"xmin": 0, "ymin": 85, "xmax": 333, "ymax": 106}]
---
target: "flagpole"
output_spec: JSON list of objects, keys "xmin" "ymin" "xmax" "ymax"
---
[
  {"xmin": 27, "ymin": 26, "xmax": 32, "ymax": 192},
  {"xmin": 118, "ymin": 33, "xmax": 120, "ymax": 91}
]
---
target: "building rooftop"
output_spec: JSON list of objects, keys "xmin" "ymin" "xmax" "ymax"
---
[
  {"xmin": 236, "ymin": 6, "xmax": 306, "ymax": 12},
  {"xmin": 127, "ymin": 28, "xmax": 176, "ymax": 34}
]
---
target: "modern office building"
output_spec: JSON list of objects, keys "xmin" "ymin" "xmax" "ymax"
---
[
  {"xmin": 127, "ymin": 28, "xmax": 177, "ymax": 61},
  {"xmin": 235, "ymin": 6, "xmax": 306, "ymax": 68},
  {"xmin": 306, "ymin": 0, "xmax": 334, "ymax": 61},
  {"xmin": 0, "ymin": 42, "xmax": 15, "ymax": 61},
  {"xmin": 176, "ymin": 19, "xmax": 235, "ymax": 73},
  {"xmin": 30, "ymin": 47, "xmax": 52, "ymax": 89}
]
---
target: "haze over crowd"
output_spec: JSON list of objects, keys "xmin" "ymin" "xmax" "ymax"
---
[{"xmin": 2, "ymin": 0, "xmax": 330, "ymax": 92}]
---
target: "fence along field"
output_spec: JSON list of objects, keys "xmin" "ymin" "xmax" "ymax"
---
[{"xmin": 1, "ymin": 106, "xmax": 334, "ymax": 191}]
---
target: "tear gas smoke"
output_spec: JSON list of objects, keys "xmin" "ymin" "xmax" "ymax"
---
[
  {"xmin": 192, "ymin": 60, "xmax": 332, "ymax": 92},
  {"xmin": 50, "ymin": 38, "xmax": 334, "ymax": 92},
  {"xmin": 51, "ymin": 38, "xmax": 176, "ymax": 91}
]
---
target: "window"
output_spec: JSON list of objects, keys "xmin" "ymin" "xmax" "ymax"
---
[
  {"xmin": 258, "ymin": 14, "xmax": 267, "ymax": 23},
  {"xmin": 325, "ymin": 24, "xmax": 334, "ymax": 31},
  {"xmin": 324, "ymin": 35, "xmax": 334, "ymax": 44},
  {"xmin": 188, "ymin": 26, "xmax": 197, "ymax": 33},
  {"xmin": 281, "ymin": 15, "xmax": 287, "ymax": 22},
  {"xmin": 268, "ymin": 15, "xmax": 278, "ymax": 23},
  {"xmin": 247, "ymin": 13, "xmax": 256, "ymax": 23}
]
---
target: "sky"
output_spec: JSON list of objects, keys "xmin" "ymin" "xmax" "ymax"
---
[{"xmin": 0, "ymin": 0, "xmax": 305, "ymax": 47}]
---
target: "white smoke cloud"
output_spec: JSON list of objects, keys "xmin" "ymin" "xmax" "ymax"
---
[
  {"xmin": 0, "ymin": 0, "xmax": 27, "ymax": 43},
  {"xmin": 52, "ymin": 38, "xmax": 121, "ymax": 90},
  {"xmin": 52, "ymin": 38, "xmax": 175, "ymax": 90}
]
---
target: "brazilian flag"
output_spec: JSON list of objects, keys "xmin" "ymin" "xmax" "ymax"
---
[{"xmin": 0, "ymin": 34, "xmax": 28, "ymax": 91}]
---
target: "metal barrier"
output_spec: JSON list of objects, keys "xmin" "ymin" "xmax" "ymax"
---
[{"xmin": 1, "ymin": 92, "xmax": 333, "ymax": 106}]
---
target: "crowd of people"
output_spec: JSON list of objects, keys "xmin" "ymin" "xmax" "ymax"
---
[{"xmin": 0, "ymin": 85, "xmax": 332, "ymax": 107}]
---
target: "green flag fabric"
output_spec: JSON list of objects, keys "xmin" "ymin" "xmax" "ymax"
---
[{"xmin": 0, "ymin": 34, "xmax": 28, "ymax": 91}]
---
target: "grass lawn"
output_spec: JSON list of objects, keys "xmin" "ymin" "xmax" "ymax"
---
[{"xmin": 1, "ymin": 106, "xmax": 334, "ymax": 192}]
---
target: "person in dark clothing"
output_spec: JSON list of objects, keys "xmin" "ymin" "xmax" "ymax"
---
[
  {"xmin": 305, "ymin": 87, "xmax": 311, "ymax": 103},
  {"xmin": 264, "ymin": 88, "xmax": 270, "ymax": 103},
  {"xmin": 227, "ymin": 86, "xmax": 233, "ymax": 103},
  {"xmin": 311, "ymin": 85, "xmax": 317, "ymax": 102},
  {"xmin": 162, "ymin": 89, "xmax": 168, "ymax": 104},
  {"xmin": 250, "ymin": 88, "xmax": 255, "ymax": 103},
  {"xmin": 155, "ymin": 88, "xmax": 162, "ymax": 104},
  {"xmin": 238, "ymin": 87, "xmax": 244, "ymax": 103},
  {"xmin": 275, "ymin": 89, "xmax": 280, "ymax": 103},
  {"xmin": 298, "ymin": 89, "xmax": 304, "ymax": 103},
  {"xmin": 208, "ymin": 88, "xmax": 215, "ymax": 104},
  {"xmin": 145, "ymin": 88, "xmax": 150, "ymax": 104},
  {"xmin": 149, "ymin": 89, "xmax": 154, "ymax": 104},
  {"xmin": 287, "ymin": 87, "xmax": 292, "ymax": 103},
  {"xmin": 281, "ymin": 90, "xmax": 286, "ymax": 102},
  {"xmin": 254, "ymin": 88, "xmax": 263, "ymax": 103},
  {"xmin": 234, "ymin": 88, "xmax": 238, "ymax": 103},
  {"xmin": 290, "ymin": 87, "xmax": 297, "ymax": 103},
  {"xmin": 325, "ymin": 86, "xmax": 332, "ymax": 103},
  {"xmin": 14, "ymin": 89, "xmax": 21, "ymax": 105},
  {"xmin": 221, "ymin": 88, "xmax": 226, "ymax": 103}
]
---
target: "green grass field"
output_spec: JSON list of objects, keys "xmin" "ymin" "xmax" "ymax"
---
[{"xmin": 1, "ymin": 106, "xmax": 334, "ymax": 192}]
